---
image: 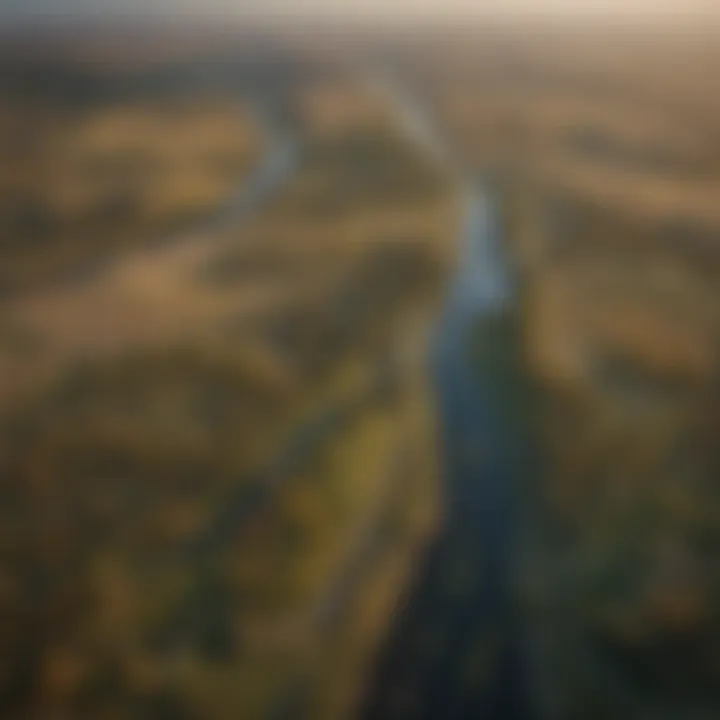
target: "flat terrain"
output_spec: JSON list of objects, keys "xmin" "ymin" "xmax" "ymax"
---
[
  {"xmin": 3, "ymin": 23, "xmax": 720, "ymax": 720},
  {"xmin": 394, "ymin": 26, "xmax": 720, "ymax": 719},
  {"xmin": 0, "ymin": 93, "xmax": 260, "ymax": 293},
  {"xmin": 0, "ymin": 53, "xmax": 455, "ymax": 720}
]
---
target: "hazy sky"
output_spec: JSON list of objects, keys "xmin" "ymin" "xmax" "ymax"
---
[{"xmin": 2, "ymin": 0, "xmax": 718, "ymax": 23}]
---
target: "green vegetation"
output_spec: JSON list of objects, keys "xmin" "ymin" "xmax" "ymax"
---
[{"xmin": 0, "ymin": 63, "xmax": 454, "ymax": 719}]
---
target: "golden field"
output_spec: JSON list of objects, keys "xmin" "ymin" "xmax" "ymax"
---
[
  {"xmin": 403, "ymin": 27, "xmax": 720, "ymax": 718},
  {"xmin": 0, "ymin": 61, "xmax": 455, "ymax": 719},
  {"xmin": 0, "ymin": 96, "xmax": 259, "ymax": 292}
]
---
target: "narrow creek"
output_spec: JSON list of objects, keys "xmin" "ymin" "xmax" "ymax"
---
[{"xmin": 362, "ymin": 81, "xmax": 537, "ymax": 719}]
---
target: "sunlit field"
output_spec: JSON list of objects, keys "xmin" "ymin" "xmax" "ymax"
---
[
  {"xmin": 0, "ymin": 41, "xmax": 454, "ymax": 719},
  {"xmin": 396, "ymin": 27, "xmax": 720, "ymax": 717},
  {"xmin": 0, "ymin": 16, "xmax": 719, "ymax": 720}
]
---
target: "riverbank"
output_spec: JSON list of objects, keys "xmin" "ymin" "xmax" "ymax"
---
[{"xmin": 357, "ymin": 70, "xmax": 540, "ymax": 717}]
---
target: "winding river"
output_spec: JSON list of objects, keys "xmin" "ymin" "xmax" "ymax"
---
[{"xmin": 362, "ymin": 78, "xmax": 537, "ymax": 719}]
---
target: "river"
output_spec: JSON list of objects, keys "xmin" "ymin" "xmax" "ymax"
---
[{"xmin": 361, "ymin": 79, "xmax": 537, "ymax": 720}]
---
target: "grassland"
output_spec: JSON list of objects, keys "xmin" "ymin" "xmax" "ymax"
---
[
  {"xmin": 0, "ymin": 58, "xmax": 455, "ymax": 720},
  {"xmin": 0, "ymin": 94, "xmax": 260, "ymax": 293},
  {"xmin": 400, "ymin": 26, "xmax": 720, "ymax": 718}
]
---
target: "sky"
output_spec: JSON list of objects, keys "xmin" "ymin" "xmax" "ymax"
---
[{"xmin": 1, "ymin": 0, "xmax": 718, "ymax": 24}]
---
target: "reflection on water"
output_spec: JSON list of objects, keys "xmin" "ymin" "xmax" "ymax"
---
[{"xmin": 363, "ymin": 187, "xmax": 535, "ymax": 719}]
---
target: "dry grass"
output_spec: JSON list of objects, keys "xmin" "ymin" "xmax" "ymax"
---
[
  {"xmin": 0, "ymin": 97, "xmax": 260, "ymax": 291},
  {"xmin": 403, "ymin": 26, "xmax": 720, "ymax": 717},
  {"xmin": 0, "ymin": 70, "xmax": 454, "ymax": 720}
]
